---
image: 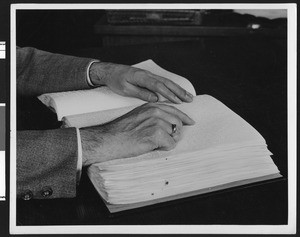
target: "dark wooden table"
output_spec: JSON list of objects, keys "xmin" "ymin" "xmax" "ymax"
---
[{"xmin": 17, "ymin": 36, "xmax": 288, "ymax": 225}]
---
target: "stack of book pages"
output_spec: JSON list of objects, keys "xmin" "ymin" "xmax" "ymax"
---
[{"xmin": 38, "ymin": 60, "xmax": 281, "ymax": 213}]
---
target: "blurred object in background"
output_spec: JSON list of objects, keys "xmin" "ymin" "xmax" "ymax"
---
[
  {"xmin": 233, "ymin": 9, "xmax": 287, "ymax": 20},
  {"xmin": 106, "ymin": 10, "xmax": 205, "ymax": 25},
  {"xmin": 203, "ymin": 10, "xmax": 287, "ymax": 29}
]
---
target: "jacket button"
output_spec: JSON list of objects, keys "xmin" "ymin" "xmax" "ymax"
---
[
  {"xmin": 41, "ymin": 186, "xmax": 53, "ymax": 197},
  {"xmin": 21, "ymin": 190, "xmax": 33, "ymax": 201}
]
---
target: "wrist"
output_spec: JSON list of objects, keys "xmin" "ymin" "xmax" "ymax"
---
[
  {"xmin": 89, "ymin": 62, "xmax": 117, "ymax": 87},
  {"xmin": 80, "ymin": 126, "xmax": 114, "ymax": 166},
  {"xmin": 80, "ymin": 127, "xmax": 99, "ymax": 166}
]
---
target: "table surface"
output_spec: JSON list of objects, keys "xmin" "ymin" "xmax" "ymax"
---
[{"xmin": 17, "ymin": 36, "xmax": 288, "ymax": 225}]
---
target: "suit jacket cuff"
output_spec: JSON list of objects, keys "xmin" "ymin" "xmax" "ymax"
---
[
  {"xmin": 17, "ymin": 128, "xmax": 78, "ymax": 199},
  {"xmin": 76, "ymin": 128, "xmax": 83, "ymax": 184},
  {"xmin": 86, "ymin": 60, "xmax": 100, "ymax": 87}
]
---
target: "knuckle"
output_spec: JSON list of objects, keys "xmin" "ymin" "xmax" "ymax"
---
[
  {"xmin": 152, "ymin": 80, "xmax": 163, "ymax": 89},
  {"xmin": 122, "ymin": 86, "xmax": 131, "ymax": 95},
  {"xmin": 119, "ymin": 78, "xmax": 128, "ymax": 87},
  {"xmin": 165, "ymin": 139, "xmax": 176, "ymax": 151},
  {"xmin": 154, "ymin": 119, "xmax": 165, "ymax": 128},
  {"xmin": 153, "ymin": 127, "xmax": 164, "ymax": 138},
  {"xmin": 134, "ymin": 69, "xmax": 147, "ymax": 79},
  {"xmin": 148, "ymin": 140, "xmax": 158, "ymax": 150}
]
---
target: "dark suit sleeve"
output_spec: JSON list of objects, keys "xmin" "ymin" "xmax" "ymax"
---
[
  {"xmin": 17, "ymin": 47, "xmax": 95, "ymax": 97},
  {"xmin": 17, "ymin": 128, "xmax": 78, "ymax": 199},
  {"xmin": 16, "ymin": 47, "xmax": 97, "ymax": 199}
]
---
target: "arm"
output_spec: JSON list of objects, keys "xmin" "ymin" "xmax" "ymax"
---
[
  {"xmin": 17, "ymin": 47, "xmax": 94, "ymax": 97},
  {"xmin": 16, "ymin": 47, "xmax": 195, "ymax": 199},
  {"xmin": 17, "ymin": 46, "xmax": 194, "ymax": 102},
  {"xmin": 17, "ymin": 128, "xmax": 78, "ymax": 199},
  {"xmin": 16, "ymin": 47, "xmax": 91, "ymax": 198},
  {"xmin": 16, "ymin": 103, "xmax": 195, "ymax": 200}
]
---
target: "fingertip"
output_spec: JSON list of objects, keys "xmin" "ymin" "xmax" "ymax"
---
[
  {"xmin": 181, "ymin": 111, "xmax": 195, "ymax": 125},
  {"xmin": 148, "ymin": 93, "xmax": 158, "ymax": 102},
  {"xmin": 187, "ymin": 96, "xmax": 193, "ymax": 102},
  {"xmin": 185, "ymin": 91, "xmax": 194, "ymax": 102},
  {"xmin": 186, "ymin": 117, "xmax": 196, "ymax": 125}
]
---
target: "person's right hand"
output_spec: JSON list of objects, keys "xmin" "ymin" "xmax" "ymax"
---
[{"xmin": 80, "ymin": 103, "xmax": 195, "ymax": 166}]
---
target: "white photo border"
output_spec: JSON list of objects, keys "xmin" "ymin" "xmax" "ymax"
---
[{"xmin": 10, "ymin": 3, "xmax": 297, "ymax": 235}]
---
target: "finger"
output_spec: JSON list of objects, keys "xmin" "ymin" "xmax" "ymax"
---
[
  {"xmin": 149, "ymin": 103, "xmax": 195, "ymax": 125},
  {"xmin": 170, "ymin": 129, "xmax": 182, "ymax": 142},
  {"xmin": 139, "ymin": 105, "xmax": 182, "ymax": 129},
  {"xmin": 140, "ymin": 117, "xmax": 182, "ymax": 142},
  {"xmin": 125, "ymin": 83, "xmax": 158, "ymax": 102},
  {"xmin": 150, "ymin": 108, "xmax": 183, "ymax": 130},
  {"xmin": 167, "ymin": 122, "xmax": 182, "ymax": 142},
  {"xmin": 149, "ymin": 73, "xmax": 194, "ymax": 103},
  {"xmin": 152, "ymin": 127, "xmax": 177, "ymax": 151},
  {"xmin": 131, "ymin": 69, "xmax": 194, "ymax": 103},
  {"xmin": 148, "ymin": 77, "xmax": 183, "ymax": 104},
  {"xmin": 133, "ymin": 73, "xmax": 183, "ymax": 104}
]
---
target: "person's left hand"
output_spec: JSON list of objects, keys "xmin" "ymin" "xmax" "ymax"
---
[{"xmin": 89, "ymin": 62, "xmax": 194, "ymax": 104}]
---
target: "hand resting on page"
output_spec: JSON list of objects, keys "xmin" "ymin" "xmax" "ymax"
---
[
  {"xmin": 80, "ymin": 102, "xmax": 195, "ymax": 166},
  {"xmin": 89, "ymin": 62, "xmax": 194, "ymax": 104}
]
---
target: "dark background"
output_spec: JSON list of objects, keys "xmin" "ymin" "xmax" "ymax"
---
[
  {"xmin": 16, "ymin": 9, "xmax": 287, "ymax": 55},
  {"xmin": 16, "ymin": 10, "xmax": 105, "ymax": 55}
]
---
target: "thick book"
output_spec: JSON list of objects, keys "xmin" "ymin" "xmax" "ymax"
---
[{"xmin": 38, "ymin": 60, "xmax": 281, "ymax": 213}]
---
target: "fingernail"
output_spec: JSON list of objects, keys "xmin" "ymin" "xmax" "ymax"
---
[
  {"xmin": 186, "ymin": 92, "xmax": 194, "ymax": 101},
  {"xmin": 190, "ymin": 118, "xmax": 196, "ymax": 125}
]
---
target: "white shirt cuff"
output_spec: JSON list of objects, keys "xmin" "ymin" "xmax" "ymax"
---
[
  {"xmin": 86, "ymin": 60, "xmax": 100, "ymax": 87},
  {"xmin": 76, "ymin": 128, "xmax": 83, "ymax": 184}
]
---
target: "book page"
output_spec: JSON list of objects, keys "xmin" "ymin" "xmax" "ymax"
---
[
  {"xmin": 38, "ymin": 60, "xmax": 196, "ymax": 120},
  {"xmin": 66, "ymin": 94, "xmax": 271, "ymax": 168},
  {"xmin": 82, "ymin": 95, "xmax": 279, "ymax": 205},
  {"xmin": 89, "ymin": 95, "xmax": 267, "ymax": 167}
]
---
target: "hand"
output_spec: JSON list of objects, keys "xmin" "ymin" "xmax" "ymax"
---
[
  {"xmin": 89, "ymin": 62, "xmax": 194, "ymax": 104},
  {"xmin": 80, "ymin": 103, "xmax": 195, "ymax": 166}
]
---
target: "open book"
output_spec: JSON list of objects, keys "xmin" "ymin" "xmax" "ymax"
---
[{"xmin": 38, "ymin": 60, "xmax": 281, "ymax": 213}]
